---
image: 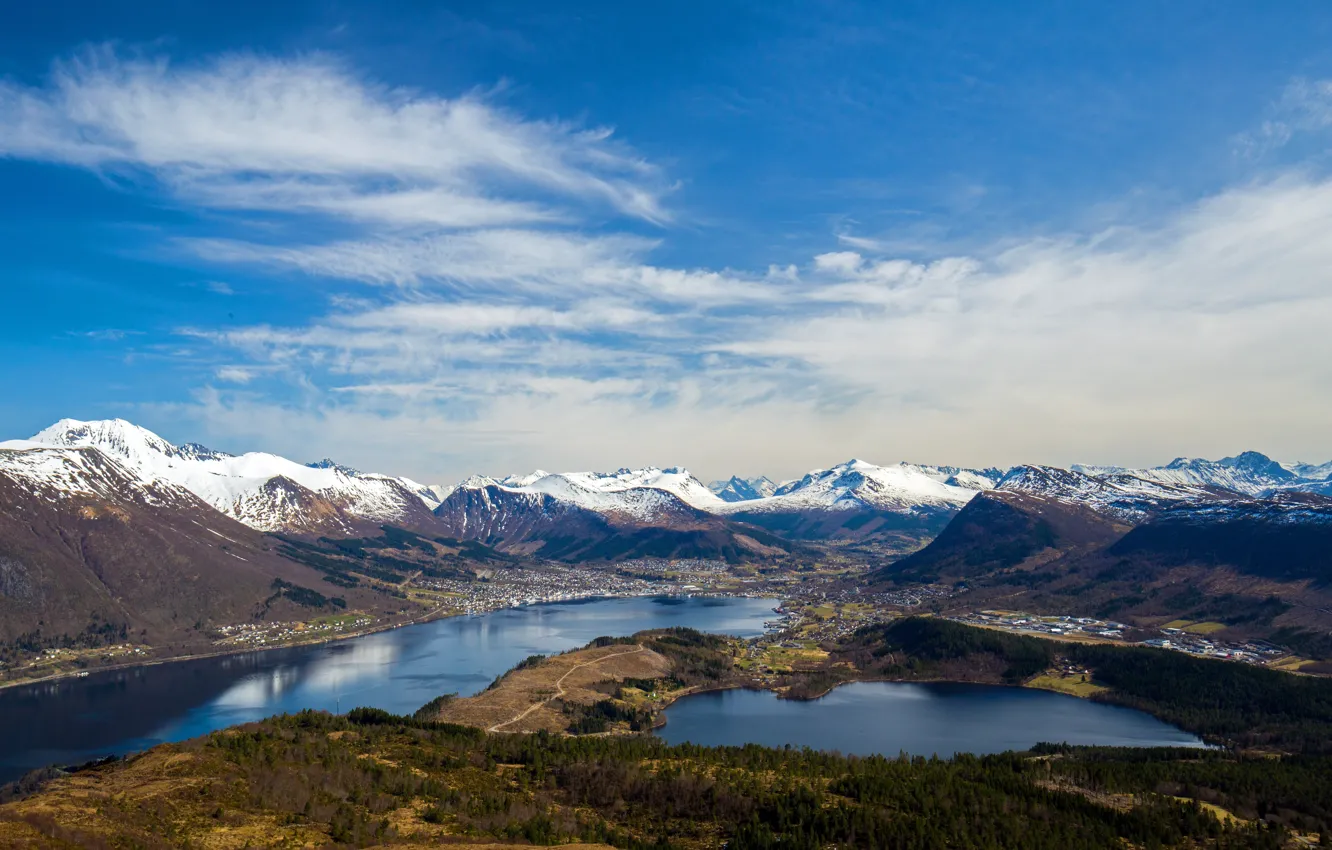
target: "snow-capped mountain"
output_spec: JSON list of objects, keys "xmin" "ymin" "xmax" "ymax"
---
[
  {"xmin": 436, "ymin": 459, "xmax": 1006, "ymax": 544},
  {"xmin": 1283, "ymin": 460, "xmax": 1332, "ymax": 481},
  {"xmin": 997, "ymin": 464, "xmax": 1215, "ymax": 522},
  {"xmin": 1071, "ymin": 450, "xmax": 1332, "ymax": 498},
  {"xmin": 2, "ymin": 419, "xmax": 440, "ymax": 533},
  {"xmin": 1143, "ymin": 490, "xmax": 1332, "ymax": 526},
  {"xmin": 450, "ymin": 466, "xmax": 723, "ymax": 523},
  {"xmin": 433, "ymin": 473, "xmax": 792, "ymax": 561},
  {"xmin": 0, "ymin": 442, "xmax": 203, "ymax": 511},
  {"xmin": 702, "ymin": 459, "xmax": 1003, "ymax": 542},
  {"xmin": 720, "ymin": 459, "xmax": 996, "ymax": 515},
  {"xmin": 450, "ymin": 459, "xmax": 1000, "ymax": 525},
  {"xmin": 708, "ymin": 476, "xmax": 778, "ymax": 503}
]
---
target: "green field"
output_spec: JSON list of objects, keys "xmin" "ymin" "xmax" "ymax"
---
[{"xmin": 1025, "ymin": 672, "xmax": 1109, "ymax": 698}]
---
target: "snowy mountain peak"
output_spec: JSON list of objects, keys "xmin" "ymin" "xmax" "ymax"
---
[
  {"xmin": 708, "ymin": 475, "xmax": 777, "ymax": 503},
  {"xmin": 460, "ymin": 474, "xmax": 500, "ymax": 489},
  {"xmin": 33, "ymin": 418, "xmax": 182, "ymax": 472},
  {"xmin": 1218, "ymin": 451, "xmax": 1295, "ymax": 481},
  {"xmin": 999, "ymin": 464, "xmax": 1217, "ymax": 521},
  {"xmin": 1075, "ymin": 450, "xmax": 1322, "ymax": 497},
  {"xmin": 179, "ymin": 442, "xmax": 232, "ymax": 462},
  {"xmin": 307, "ymin": 458, "xmax": 362, "ymax": 476},
  {"xmin": 17, "ymin": 418, "xmax": 437, "ymax": 532},
  {"xmin": 471, "ymin": 465, "xmax": 723, "ymax": 519},
  {"xmin": 722, "ymin": 458, "xmax": 992, "ymax": 516},
  {"xmin": 1283, "ymin": 460, "xmax": 1332, "ymax": 481},
  {"xmin": 998, "ymin": 464, "xmax": 1091, "ymax": 492}
]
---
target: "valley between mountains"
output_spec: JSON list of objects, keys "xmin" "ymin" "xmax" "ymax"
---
[{"xmin": 1, "ymin": 417, "xmax": 1331, "ymax": 685}]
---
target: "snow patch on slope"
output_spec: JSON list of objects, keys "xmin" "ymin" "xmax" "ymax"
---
[
  {"xmin": 708, "ymin": 476, "xmax": 778, "ymax": 503},
  {"xmin": 0, "ymin": 444, "xmax": 197, "ymax": 509},
  {"xmin": 999, "ymin": 465, "xmax": 1215, "ymax": 521},
  {"xmin": 716, "ymin": 459, "xmax": 993, "ymax": 515},
  {"xmin": 17, "ymin": 418, "xmax": 437, "ymax": 532},
  {"xmin": 453, "ymin": 466, "xmax": 721, "ymax": 523},
  {"xmin": 1072, "ymin": 450, "xmax": 1332, "ymax": 498}
]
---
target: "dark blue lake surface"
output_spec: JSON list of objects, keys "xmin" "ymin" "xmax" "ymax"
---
[
  {"xmin": 657, "ymin": 681, "xmax": 1205, "ymax": 756},
  {"xmin": 0, "ymin": 597, "xmax": 1205, "ymax": 783},
  {"xmin": 0, "ymin": 595, "xmax": 774, "ymax": 782}
]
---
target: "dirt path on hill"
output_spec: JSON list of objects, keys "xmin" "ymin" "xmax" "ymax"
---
[{"xmin": 488, "ymin": 645, "xmax": 647, "ymax": 733}]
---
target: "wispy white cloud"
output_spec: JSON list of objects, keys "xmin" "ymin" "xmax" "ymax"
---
[
  {"xmin": 185, "ymin": 229, "xmax": 658, "ymax": 290},
  {"xmin": 70, "ymin": 328, "xmax": 144, "ymax": 342},
  {"xmin": 1235, "ymin": 77, "xmax": 1332, "ymax": 158},
  {"xmin": 0, "ymin": 47, "xmax": 669, "ymax": 225},
  {"xmin": 215, "ymin": 366, "xmax": 256, "ymax": 383},
  {"xmin": 179, "ymin": 174, "xmax": 1332, "ymax": 480},
  {"xmin": 7, "ymin": 48, "xmax": 1330, "ymax": 481}
]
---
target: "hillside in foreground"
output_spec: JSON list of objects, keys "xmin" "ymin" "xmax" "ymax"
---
[{"xmin": 4, "ymin": 708, "xmax": 1330, "ymax": 848}]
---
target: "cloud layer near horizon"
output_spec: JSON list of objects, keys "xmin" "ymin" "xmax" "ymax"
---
[{"xmin": 4, "ymin": 49, "xmax": 1332, "ymax": 482}]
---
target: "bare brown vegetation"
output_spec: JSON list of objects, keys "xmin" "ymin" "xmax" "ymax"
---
[{"xmin": 431, "ymin": 644, "xmax": 672, "ymax": 733}]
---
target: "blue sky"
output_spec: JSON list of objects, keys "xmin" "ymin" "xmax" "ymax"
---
[{"xmin": 3, "ymin": 1, "xmax": 1332, "ymax": 483}]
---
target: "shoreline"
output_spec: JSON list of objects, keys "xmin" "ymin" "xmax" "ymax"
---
[
  {"xmin": 0, "ymin": 591, "xmax": 781, "ymax": 694},
  {"xmin": 647, "ymin": 675, "xmax": 1211, "ymax": 752},
  {"xmin": 0, "ymin": 602, "xmax": 460, "ymax": 694}
]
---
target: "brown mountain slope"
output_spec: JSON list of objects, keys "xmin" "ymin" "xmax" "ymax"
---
[
  {"xmin": 433, "ymin": 484, "xmax": 791, "ymax": 562},
  {"xmin": 872, "ymin": 491, "xmax": 1128, "ymax": 583},
  {"xmin": 0, "ymin": 447, "xmax": 384, "ymax": 652},
  {"xmin": 868, "ymin": 488, "xmax": 1332, "ymax": 649}
]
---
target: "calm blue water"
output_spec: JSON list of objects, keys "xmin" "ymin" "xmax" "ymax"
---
[
  {"xmin": 0, "ymin": 595, "xmax": 774, "ymax": 782},
  {"xmin": 0, "ymin": 597, "xmax": 1206, "ymax": 783},
  {"xmin": 657, "ymin": 681, "xmax": 1206, "ymax": 756}
]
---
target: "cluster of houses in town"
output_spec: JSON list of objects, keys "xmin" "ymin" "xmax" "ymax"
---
[{"xmin": 949, "ymin": 610, "xmax": 1287, "ymax": 667}]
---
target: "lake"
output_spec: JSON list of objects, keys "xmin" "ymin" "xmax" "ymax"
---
[
  {"xmin": 0, "ymin": 595, "xmax": 1204, "ymax": 783},
  {"xmin": 0, "ymin": 595, "xmax": 774, "ymax": 783},
  {"xmin": 657, "ymin": 681, "xmax": 1205, "ymax": 756}
]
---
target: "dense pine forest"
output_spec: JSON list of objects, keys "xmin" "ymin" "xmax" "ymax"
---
[{"xmin": 2, "ymin": 707, "xmax": 1327, "ymax": 848}]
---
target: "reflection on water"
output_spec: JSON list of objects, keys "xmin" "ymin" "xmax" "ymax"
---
[
  {"xmin": 657, "ymin": 681, "xmax": 1206, "ymax": 757},
  {"xmin": 0, "ymin": 596, "xmax": 775, "ymax": 783},
  {"xmin": 0, "ymin": 596, "xmax": 1206, "ymax": 784}
]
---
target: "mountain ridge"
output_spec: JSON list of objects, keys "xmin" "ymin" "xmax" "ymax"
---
[
  {"xmin": 1072, "ymin": 449, "xmax": 1332, "ymax": 498},
  {"xmin": 4, "ymin": 419, "xmax": 440, "ymax": 535}
]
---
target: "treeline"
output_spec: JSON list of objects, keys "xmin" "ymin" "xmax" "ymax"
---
[
  {"xmin": 642, "ymin": 627, "xmax": 734, "ymax": 687},
  {"xmin": 1064, "ymin": 643, "xmax": 1332, "ymax": 753},
  {"xmin": 12, "ymin": 707, "xmax": 1321, "ymax": 848},
  {"xmin": 266, "ymin": 578, "xmax": 346, "ymax": 610},
  {"xmin": 838, "ymin": 616, "xmax": 1054, "ymax": 683},
  {"xmin": 835, "ymin": 618, "xmax": 1332, "ymax": 753}
]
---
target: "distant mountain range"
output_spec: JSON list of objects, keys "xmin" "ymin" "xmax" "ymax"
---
[
  {"xmin": 6, "ymin": 418, "xmax": 1332, "ymax": 550},
  {"xmin": 872, "ymin": 462, "xmax": 1332, "ymax": 651},
  {"xmin": 5, "ymin": 416, "xmax": 1332, "ymax": 654},
  {"xmin": 1072, "ymin": 451, "xmax": 1332, "ymax": 497}
]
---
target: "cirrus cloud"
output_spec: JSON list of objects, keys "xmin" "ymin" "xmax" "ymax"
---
[{"xmin": 5, "ymin": 47, "xmax": 1332, "ymax": 481}]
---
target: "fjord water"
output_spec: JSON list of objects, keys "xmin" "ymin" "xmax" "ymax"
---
[
  {"xmin": 0, "ymin": 596, "xmax": 1202, "ymax": 783},
  {"xmin": 0, "ymin": 596, "xmax": 773, "ymax": 783},
  {"xmin": 658, "ymin": 681, "xmax": 1205, "ymax": 756}
]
